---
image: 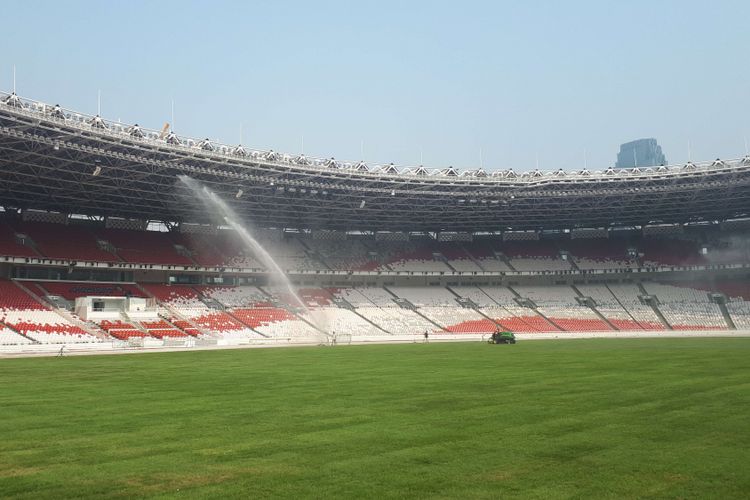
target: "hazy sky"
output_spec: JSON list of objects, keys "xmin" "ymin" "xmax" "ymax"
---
[{"xmin": 2, "ymin": 0, "xmax": 748, "ymax": 171}]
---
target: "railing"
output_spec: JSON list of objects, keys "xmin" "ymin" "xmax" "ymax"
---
[
  {"xmin": 2, "ymin": 252, "xmax": 748, "ymax": 278},
  {"xmin": 2, "ymin": 90, "xmax": 749, "ymax": 182}
]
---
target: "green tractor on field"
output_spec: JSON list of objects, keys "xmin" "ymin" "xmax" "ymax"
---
[{"xmin": 489, "ymin": 330, "xmax": 516, "ymax": 344}]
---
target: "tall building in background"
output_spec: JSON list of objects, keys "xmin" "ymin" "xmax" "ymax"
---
[{"xmin": 616, "ymin": 138, "xmax": 666, "ymax": 168}]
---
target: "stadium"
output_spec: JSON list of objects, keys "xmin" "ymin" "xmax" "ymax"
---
[
  {"xmin": 1, "ymin": 88, "xmax": 750, "ymax": 350},
  {"xmin": 1, "ymin": 85, "xmax": 749, "ymax": 496}
]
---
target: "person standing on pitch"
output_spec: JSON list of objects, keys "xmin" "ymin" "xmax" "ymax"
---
[{"xmin": 423, "ymin": 330, "xmax": 429, "ymax": 343}]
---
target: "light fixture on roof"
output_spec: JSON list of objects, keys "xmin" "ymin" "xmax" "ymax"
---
[
  {"xmin": 50, "ymin": 104, "xmax": 65, "ymax": 120},
  {"xmin": 129, "ymin": 124, "xmax": 144, "ymax": 138},
  {"xmin": 235, "ymin": 189, "xmax": 243, "ymax": 199},
  {"xmin": 92, "ymin": 160, "xmax": 102, "ymax": 177},
  {"xmin": 359, "ymin": 200, "xmax": 366, "ymax": 208}
]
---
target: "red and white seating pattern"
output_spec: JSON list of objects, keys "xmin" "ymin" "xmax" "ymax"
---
[
  {"xmin": 607, "ymin": 284, "xmax": 667, "ymax": 330},
  {"xmin": 0, "ymin": 324, "xmax": 32, "ymax": 345},
  {"xmin": 141, "ymin": 284, "xmax": 258, "ymax": 339},
  {"xmin": 0, "ymin": 280, "xmax": 100, "ymax": 344},
  {"xmin": 139, "ymin": 319, "xmax": 187, "ymax": 338},
  {"xmin": 513, "ymin": 285, "xmax": 611, "ymax": 331},
  {"xmin": 98, "ymin": 320, "xmax": 147, "ymax": 340},
  {"xmin": 575, "ymin": 284, "xmax": 644, "ymax": 330},
  {"xmin": 418, "ymin": 307, "xmax": 491, "ymax": 333},
  {"xmin": 199, "ymin": 285, "xmax": 326, "ymax": 339}
]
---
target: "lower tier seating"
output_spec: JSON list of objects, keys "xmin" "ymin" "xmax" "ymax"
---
[{"xmin": 0, "ymin": 325, "xmax": 33, "ymax": 344}]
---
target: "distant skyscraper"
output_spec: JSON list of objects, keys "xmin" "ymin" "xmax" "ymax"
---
[{"xmin": 616, "ymin": 138, "xmax": 666, "ymax": 168}]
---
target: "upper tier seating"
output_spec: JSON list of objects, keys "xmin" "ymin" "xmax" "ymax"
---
[
  {"xmin": 435, "ymin": 243, "xmax": 484, "ymax": 272},
  {"xmin": 640, "ymin": 238, "xmax": 707, "ymax": 267},
  {"xmin": 0, "ymin": 222, "xmax": 38, "ymax": 257},
  {"xmin": 303, "ymin": 239, "xmax": 377, "ymax": 271},
  {"xmin": 170, "ymin": 233, "xmax": 227, "ymax": 267},
  {"xmin": 381, "ymin": 241, "xmax": 453, "ymax": 273},
  {"xmin": 501, "ymin": 241, "xmax": 572, "ymax": 272},
  {"xmin": 463, "ymin": 243, "xmax": 512, "ymax": 272},
  {"xmin": 2, "ymin": 219, "xmax": 748, "ymax": 274},
  {"xmin": 207, "ymin": 231, "xmax": 263, "ymax": 269},
  {"xmin": 94, "ymin": 228, "xmax": 193, "ymax": 265},
  {"xmin": 564, "ymin": 240, "xmax": 636, "ymax": 270},
  {"xmin": 35, "ymin": 281, "xmax": 145, "ymax": 300},
  {"xmin": 19, "ymin": 222, "xmax": 118, "ymax": 262}
]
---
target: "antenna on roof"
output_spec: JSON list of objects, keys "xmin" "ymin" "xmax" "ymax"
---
[
  {"xmin": 12, "ymin": 65, "xmax": 16, "ymax": 94},
  {"xmin": 632, "ymin": 149, "xmax": 637, "ymax": 168},
  {"xmin": 171, "ymin": 99, "xmax": 175, "ymax": 132},
  {"xmin": 584, "ymin": 148, "xmax": 588, "ymax": 170},
  {"xmin": 479, "ymin": 148, "xmax": 483, "ymax": 169}
]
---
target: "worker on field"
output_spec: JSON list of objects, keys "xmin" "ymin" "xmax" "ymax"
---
[{"xmin": 423, "ymin": 330, "xmax": 429, "ymax": 343}]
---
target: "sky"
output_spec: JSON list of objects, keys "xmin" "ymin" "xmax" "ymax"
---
[{"xmin": 1, "ymin": 0, "xmax": 748, "ymax": 171}]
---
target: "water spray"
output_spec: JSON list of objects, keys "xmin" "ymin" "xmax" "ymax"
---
[{"xmin": 177, "ymin": 175, "xmax": 330, "ymax": 340}]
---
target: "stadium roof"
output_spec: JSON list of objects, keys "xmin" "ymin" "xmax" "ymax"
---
[{"xmin": 1, "ymin": 90, "xmax": 750, "ymax": 232}]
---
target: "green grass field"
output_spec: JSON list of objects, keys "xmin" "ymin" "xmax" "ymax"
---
[{"xmin": 1, "ymin": 338, "xmax": 749, "ymax": 499}]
